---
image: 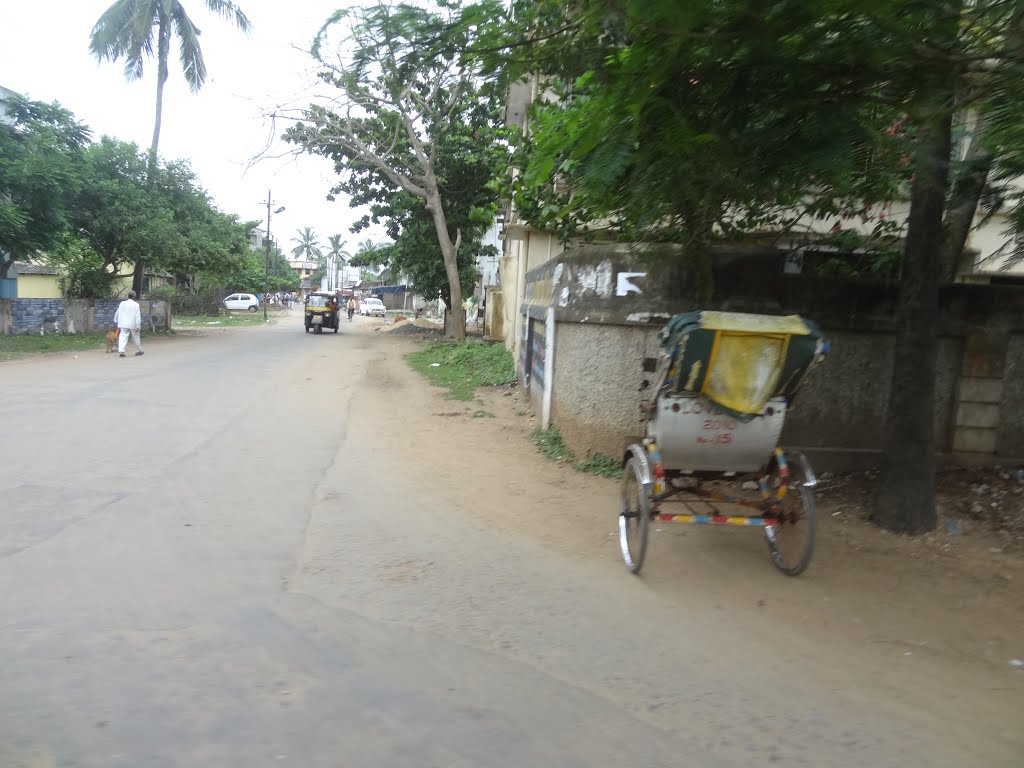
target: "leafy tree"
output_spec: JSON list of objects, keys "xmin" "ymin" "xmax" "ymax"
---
[
  {"xmin": 0, "ymin": 96, "xmax": 90, "ymax": 279},
  {"xmin": 89, "ymin": 0, "xmax": 252, "ymax": 293},
  {"xmin": 210, "ymin": 239, "xmax": 298, "ymax": 294},
  {"xmin": 495, "ymin": 1, "xmax": 906, "ymax": 275},
  {"xmin": 490, "ymin": 0, "xmax": 1024, "ymax": 533},
  {"xmin": 283, "ymin": 1, "xmax": 509, "ymax": 339},
  {"xmin": 53, "ymin": 137, "xmax": 252, "ymax": 293},
  {"xmin": 55, "ymin": 235, "xmax": 116, "ymax": 298},
  {"xmin": 62, "ymin": 136, "xmax": 172, "ymax": 287}
]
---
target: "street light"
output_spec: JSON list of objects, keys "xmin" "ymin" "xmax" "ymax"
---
[{"xmin": 262, "ymin": 189, "xmax": 285, "ymax": 322}]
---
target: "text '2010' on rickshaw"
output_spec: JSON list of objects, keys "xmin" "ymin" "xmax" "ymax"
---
[{"xmin": 619, "ymin": 310, "xmax": 828, "ymax": 576}]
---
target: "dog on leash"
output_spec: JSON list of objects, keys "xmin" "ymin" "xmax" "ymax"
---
[{"xmin": 105, "ymin": 327, "xmax": 119, "ymax": 353}]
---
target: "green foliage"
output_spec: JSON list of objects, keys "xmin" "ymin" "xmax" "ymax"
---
[
  {"xmin": 209, "ymin": 244, "xmax": 299, "ymax": 295},
  {"xmin": 492, "ymin": 0, "xmax": 914, "ymax": 273},
  {"xmin": 148, "ymin": 284, "xmax": 178, "ymax": 299},
  {"xmin": 55, "ymin": 236, "xmax": 115, "ymax": 298},
  {"xmin": 44, "ymin": 136, "xmax": 256, "ymax": 291},
  {"xmin": 575, "ymin": 453, "xmax": 623, "ymax": 479},
  {"xmin": 0, "ymin": 96, "xmax": 91, "ymax": 278},
  {"xmin": 529, "ymin": 425, "xmax": 574, "ymax": 463},
  {"xmin": 0, "ymin": 93, "xmax": 254, "ymax": 292},
  {"xmin": 407, "ymin": 340, "xmax": 515, "ymax": 400}
]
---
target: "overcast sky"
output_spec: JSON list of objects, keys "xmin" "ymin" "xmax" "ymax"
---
[{"xmin": 0, "ymin": 0, "xmax": 386, "ymax": 254}]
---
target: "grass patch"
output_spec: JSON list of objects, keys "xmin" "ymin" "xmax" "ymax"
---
[
  {"xmin": 407, "ymin": 339, "xmax": 515, "ymax": 400},
  {"xmin": 529, "ymin": 426, "xmax": 622, "ymax": 478},
  {"xmin": 575, "ymin": 453, "xmax": 623, "ymax": 479},
  {"xmin": 529, "ymin": 425, "xmax": 575, "ymax": 462},
  {"xmin": 174, "ymin": 310, "xmax": 267, "ymax": 328},
  {"xmin": 0, "ymin": 332, "xmax": 112, "ymax": 362},
  {"xmin": 0, "ymin": 330, "xmax": 180, "ymax": 362}
]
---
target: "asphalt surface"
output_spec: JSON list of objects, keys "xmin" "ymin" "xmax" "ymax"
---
[{"xmin": 0, "ymin": 317, "xmax": 1014, "ymax": 767}]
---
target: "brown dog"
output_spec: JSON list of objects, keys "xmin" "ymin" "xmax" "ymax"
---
[{"xmin": 105, "ymin": 328, "xmax": 119, "ymax": 353}]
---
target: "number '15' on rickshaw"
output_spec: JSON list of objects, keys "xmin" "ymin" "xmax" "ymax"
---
[{"xmin": 619, "ymin": 310, "xmax": 828, "ymax": 576}]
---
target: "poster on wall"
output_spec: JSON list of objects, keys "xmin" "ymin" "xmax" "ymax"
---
[{"xmin": 530, "ymin": 317, "xmax": 546, "ymax": 393}]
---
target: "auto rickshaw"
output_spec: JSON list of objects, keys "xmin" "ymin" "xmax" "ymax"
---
[{"xmin": 304, "ymin": 291, "xmax": 340, "ymax": 334}]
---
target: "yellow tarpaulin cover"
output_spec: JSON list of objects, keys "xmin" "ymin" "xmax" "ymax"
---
[{"xmin": 704, "ymin": 332, "xmax": 789, "ymax": 415}]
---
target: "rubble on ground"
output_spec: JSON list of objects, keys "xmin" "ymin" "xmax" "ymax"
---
[
  {"xmin": 380, "ymin": 318, "xmax": 443, "ymax": 336},
  {"xmin": 817, "ymin": 465, "xmax": 1024, "ymax": 546}
]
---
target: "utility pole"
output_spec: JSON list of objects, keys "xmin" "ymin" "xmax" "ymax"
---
[{"xmin": 262, "ymin": 190, "xmax": 285, "ymax": 322}]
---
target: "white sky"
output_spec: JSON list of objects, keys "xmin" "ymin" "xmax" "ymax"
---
[{"xmin": 0, "ymin": 0, "xmax": 386, "ymax": 255}]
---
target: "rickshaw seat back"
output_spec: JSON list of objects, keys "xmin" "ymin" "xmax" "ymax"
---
[
  {"xmin": 656, "ymin": 310, "xmax": 826, "ymax": 421},
  {"xmin": 648, "ymin": 395, "xmax": 787, "ymax": 473}
]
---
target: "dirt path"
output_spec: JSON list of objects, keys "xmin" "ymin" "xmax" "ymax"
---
[{"xmin": 343, "ymin": 321, "xmax": 1024, "ymax": 765}]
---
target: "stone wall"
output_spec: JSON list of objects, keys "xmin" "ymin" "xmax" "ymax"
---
[
  {"xmin": 0, "ymin": 298, "xmax": 171, "ymax": 335},
  {"xmin": 93, "ymin": 299, "xmax": 121, "ymax": 329},
  {"xmin": 11, "ymin": 299, "xmax": 65, "ymax": 334}
]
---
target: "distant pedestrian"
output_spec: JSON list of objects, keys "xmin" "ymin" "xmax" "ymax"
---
[{"xmin": 113, "ymin": 290, "xmax": 144, "ymax": 358}]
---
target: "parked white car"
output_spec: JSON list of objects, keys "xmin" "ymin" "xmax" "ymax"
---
[
  {"xmin": 360, "ymin": 297, "xmax": 386, "ymax": 317},
  {"xmin": 223, "ymin": 293, "xmax": 260, "ymax": 312}
]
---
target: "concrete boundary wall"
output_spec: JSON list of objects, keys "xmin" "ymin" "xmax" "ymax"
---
[{"xmin": 519, "ymin": 247, "xmax": 1024, "ymax": 469}]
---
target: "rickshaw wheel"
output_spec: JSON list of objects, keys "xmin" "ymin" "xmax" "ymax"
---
[
  {"xmin": 618, "ymin": 456, "xmax": 651, "ymax": 574},
  {"xmin": 763, "ymin": 454, "xmax": 817, "ymax": 576},
  {"xmin": 314, "ymin": 325, "xmax": 322, "ymax": 334}
]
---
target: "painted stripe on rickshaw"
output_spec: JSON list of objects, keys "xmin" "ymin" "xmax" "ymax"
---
[{"xmin": 655, "ymin": 514, "xmax": 777, "ymax": 526}]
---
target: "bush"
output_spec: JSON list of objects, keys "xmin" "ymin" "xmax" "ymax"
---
[{"xmin": 168, "ymin": 287, "xmax": 229, "ymax": 316}]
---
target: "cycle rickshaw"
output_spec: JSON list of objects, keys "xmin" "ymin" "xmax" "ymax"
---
[{"xmin": 619, "ymin": 310, "xmax": 828, "ymax": 576}]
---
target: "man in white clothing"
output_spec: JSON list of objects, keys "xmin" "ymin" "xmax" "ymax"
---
[{"xmin": 113, "ymin": 290, "xmax": 144, "ymax": 358}]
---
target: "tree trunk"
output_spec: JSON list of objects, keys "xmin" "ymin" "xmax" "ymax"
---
[
  {"xmin": 426, "ymin": 193, "xmax": 466, "ymax": 340},
  {"xmin": 942, "ymin": 112, "xmax": 993, "ymax": 278},
  {"xmin": 136, "ymin": 18, "xmax": 170, "ymax": 297},
  {"xmin": 873, "ymin": 100, "xmax": 954, "ymax": 534}
]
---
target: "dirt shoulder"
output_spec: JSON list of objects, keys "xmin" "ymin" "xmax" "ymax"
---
[{"xmin": 352, "ymin": 322, "xmax": 1024, "ymax": 761}]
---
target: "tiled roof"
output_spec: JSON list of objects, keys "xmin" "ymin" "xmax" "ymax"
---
[{"xmin": 14, "ymin": 262, "xmax": 60, "ymax": 275}]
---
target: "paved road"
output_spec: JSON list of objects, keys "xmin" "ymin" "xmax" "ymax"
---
[{"xmin": 0, "ymin": 318, "xmax": 1013, "ymax": 767}]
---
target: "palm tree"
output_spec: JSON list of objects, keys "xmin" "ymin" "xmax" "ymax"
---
[
  {"xmin": 291, "ymin": 227, "xmax": 323, "ymax": 261},
  {"xmin": 292, "ymin": 227, "xmax": 325, "ymax": 287},
  {"xmin": 326, "ymin": 234, "xmax": 351, "ymax": 288},
  {"xmin": 90, "ymin": 0, "xmax": 252, "ymax": 293}
]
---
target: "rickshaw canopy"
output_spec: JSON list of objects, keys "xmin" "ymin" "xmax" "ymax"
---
[{"xmin": 656, "ymin": 310, "xmax": 827, "ymax": 420}]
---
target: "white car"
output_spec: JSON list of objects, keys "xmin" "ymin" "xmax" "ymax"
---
[
  {"xmin": 223, "ymin": 293, "xmax": 260, "ymax": 312},
  {"xmin": 360, "ymin": 297, "xmax": 386, "ymax": 317}
]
